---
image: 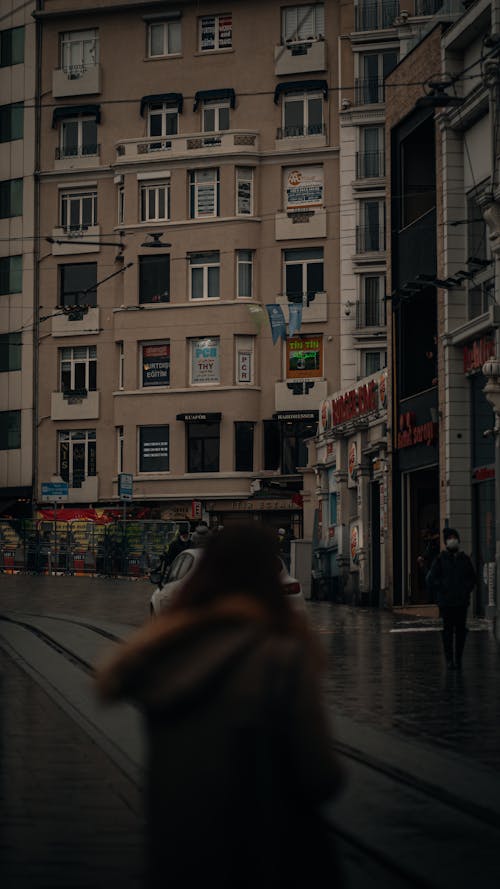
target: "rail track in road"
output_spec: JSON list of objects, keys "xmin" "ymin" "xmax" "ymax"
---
[{"xmin": 1, "ymin": 612, "xmax": 499, "ymax": 889}]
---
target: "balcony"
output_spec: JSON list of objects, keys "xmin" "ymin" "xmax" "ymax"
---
[
  {"xmin": 275, "ymin": 291, "xmax": 328, "ymax": 324},
  {"xmin": 274, "ymin": 39, "xmax": 327, "ymax": 76},
  {"xmin": 355, "ymin": 150, "xmax": 385, "ymax": 179},
  {"xmin": 275, "ymin": 378, "xmax": 328, "ymax": 412},
  {"xmin": 355, "ymin": 299, "xmax": 387, "ymax": 329},
  {"xmin": 275, "ymin": 207, "xmax": 326, "ymax": 240},
  {"xmin": 354, "ymin": 2, "xmax": 399, "ymax": 31},
  {"xmin": 354, "ymin": 78, "xmax": 386, "ymax": 105},
  {"xmin": 115, "ymin": 130, "xmax": 258, "ymax": 163},
  {"xmin": 55, "ymin": 144, "xmax": 101, "ymax": 170},
  {"xmin": 51, "ymin": 390, "xmax": 100, "ymax": 421},
  {"xmin": 52, "ymin": 64, "xmax": 101, "ymax": 99},
  {"xmin": 50, "ymin": 225, "xmax": 101, "ymax": 255},
  {"xmin": 356, "ymin": 225, "xmax": 386, "ymax": 254},
  {"xmin": 51, "ymin": 307, "xmax": 100, "ymax": 338}
]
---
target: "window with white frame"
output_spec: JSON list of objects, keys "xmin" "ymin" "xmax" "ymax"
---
[
  {"xmin": 282, "ymin": 4, "xmax": 325, "ymax": 41},
  {"xmin": 190, "ymin": 337, "xmax": 220, "ymax": 384},
  {"xmin": 58, "ymin": 429, "xmax": 96, "ymax": 488},
  {"xmin": 189, "ymin": 168, "xmax": 220, "ymax": 218},
  {"xmin": 235, "ymin": 335, "xmax": 255, "ymax": 384},
  {"xmin": 60, "ymin": 189, "xmax": 97, "ymax": 232},
  {"xmin": 140, "ymin": 180, "xmax": 170, "ymax": 222},
  {"xmin": 358, "ymin": 126, "xmax": 384, "ymax": 178},
  {"xmin": 60, "ymin": 117, "xmax": 98, "ymax": 158},
  {"xmin": 147, "ymin": 101, "xmax": 179, "ymax": 146},
  {"xmin": 199, "ymin": 14, "xmax": 232, "ymax": 51},
  {"xmin": 60, "ymin": 345, "xmax": 96, "ymax": 394},
  {"xmin": 362, "ymin": 350, "xmax": 386, "ymax": 377},
  {"xmin": 189, "ymin": 252, "xmax": 220, "ymax": 300},
  {"xmin": 357, "ymin": 200, "xmax": 385, "ymax": 252},
  {"xmin": 359, "ymin": 275, "xmax": 386, "ymax": 327},
  {"xmin": 202, "ymin": 98, "xmax": 230, "ymax": 132},
  {"xmin": 284, "ymin": 247, "xmax": 323, "ymax": 304},
  {"xmin": 357, "ymin": 51, "xmax": 398, "ymax": 104},
  {"xmin": 237, "ymin": 250, "xmax": 253, "ymax": 298},
  {"xmin": 236, "ymin": 167, "xmax": 253, "ymax": 216},
  {"xmin": 61, "ymin": 29, "xmax": 98, "ymax": 77},
  {"xmin": 147, "ymin": 20, "xmax": 181, "ymax": 57},
  {"xmin": 282, "ymin": 91, "xmax": 324, "ymax": 138}
]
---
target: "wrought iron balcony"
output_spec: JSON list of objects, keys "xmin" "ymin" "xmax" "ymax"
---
[
  {"xmin": 354, "ymin": 78, "xmax": 386, "ymax": 105},
  {"xmin": 355, "ymin": 299, "xmax": 387, "ymax": 328},
  {"xmin": 354, "ymin": 2, "xmax": 399, "ymax": 31},
  {"xmin": 356, "ymin": 224, "xmax": 386, "ymax": 253},
  {"xmin": 356, "ymin": 150, "xmax": 385, "ymax": 179}
]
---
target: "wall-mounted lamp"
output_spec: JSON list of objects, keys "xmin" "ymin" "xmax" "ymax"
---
[
  {"xmin": 140, "ymin": 233, "xmax": 171, "ymax": 248},
  {"xmin": 415, "ymin": 77, "xmax": 464, "ymax": 110}
]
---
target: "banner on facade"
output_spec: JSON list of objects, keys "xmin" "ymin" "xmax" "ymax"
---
[{"xmin": 265, "ymin": 304, "xmax": 287, "ymax": 344}]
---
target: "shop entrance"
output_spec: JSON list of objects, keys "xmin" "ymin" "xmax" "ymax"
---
[{"xmin": 403, "ymin": 466, "xmax": 439, "ymax": 605}]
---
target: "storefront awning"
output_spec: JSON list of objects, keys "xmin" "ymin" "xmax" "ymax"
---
[
  {"xmin": 193, "ymin": 88, "xmax": 236, "ymax": 111},
  {"xmin": 140, "ymin": 93, "xmax": 183, "ymax": 117},
  {"xmin": 273, "ymin": 79, "xmax": 328, "ymax": 104},
  {"xmin": 52, "ymin": 104, "xmax": 101, "ymax": 127},
  {"xmin": 176, "ymin": 413, "xmax": 222, "ymax": 422}
]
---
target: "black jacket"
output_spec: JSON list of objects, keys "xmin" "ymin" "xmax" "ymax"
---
[{"xmin": 426, "ymin": 549, "xmax": 476, "ymax": 607}]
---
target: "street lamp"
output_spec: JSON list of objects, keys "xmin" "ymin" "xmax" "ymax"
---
[{"xmin": 482, "ymin": 357, "xmax": 500, "ymax": 641}]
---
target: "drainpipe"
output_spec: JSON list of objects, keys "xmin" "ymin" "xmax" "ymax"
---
[{"xmin": 32, "ymin": 1, "xmax": 43, "ymax": 519}]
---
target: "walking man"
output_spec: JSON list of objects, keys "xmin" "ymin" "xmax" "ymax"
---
[{"xmin": 427, "ymin": 528, "xmax": 476, "ymax": 669}]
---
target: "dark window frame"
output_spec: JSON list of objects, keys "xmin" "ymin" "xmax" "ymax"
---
[
  {"xmin": 139, "ymin": 254, "xmax": 170, "ymax": 304},
  {"xmin": 234, "ymin": 421, "xmax": 254, "ymax": 472},
  {"xmin": 59, "ymin": 262, "xmax": 97, "ymax": 307},
  {"xmin": 186, "ymin": 420, "xmax": 220, "ymax": 473}
]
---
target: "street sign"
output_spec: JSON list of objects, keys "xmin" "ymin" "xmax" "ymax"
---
[
  {"xmin": 41, "ymin": 482, "xmax": 69, "ymax": 502},
  {"xmin": 119, "ymin": 473, "xmax": 133, "ymax": 500}
]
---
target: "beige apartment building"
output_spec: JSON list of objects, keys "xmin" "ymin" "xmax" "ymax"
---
[
  {"xmin": 0, "ymin": 2, "xmax": 36, "ymax": 517},
  {"xmin": 35, "ymin": 0, "xmax": 343, "ymax": 531}
]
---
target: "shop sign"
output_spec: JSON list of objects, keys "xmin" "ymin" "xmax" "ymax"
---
[
  {"xmin": 321, "ymin": 370, "xmax": 387, "ymax": 432},
  {"xmin": 205, "ymin": 499, "xmax": 296, "ymax": 511},
  {"xmin": 285, "ymin": 165, "xmax": 323, "ymax": 210},
  {"xmin": 191, "ymin": 500, "xmax": 202, "ymax": 520},
  {"xmin": 350, "ymin": 525, "xmax": 359, "ymax": 564},
  {"xmin": 348, "ymin": 441, "xmax": 357, "ymax": 479},
  {"xmin": 191, "ymin": 337, "xmax": 219, "ymax": 384},
  {"xmin": 142, "ymin": 344, "xmax": 170, "ymax": 388},
  {"xmin": 397, "ymin": 412, "xmax": 437, "ymax": 449},
  {"xmin": 463, "ymin": 336, "xmax": 495, "ymax": 374},
  {"xmin": 472, "ymin": 466, "xmax": 495, "ymax": 481}
]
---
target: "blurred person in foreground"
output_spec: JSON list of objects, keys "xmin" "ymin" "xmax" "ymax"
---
[{"xmin": 96, "ymin": 522, "xmax": 345, "ymax": 889}]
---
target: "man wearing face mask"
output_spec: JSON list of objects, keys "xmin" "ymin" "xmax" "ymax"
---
[{"xmin": 427, "ymin": 528, "xmax": 476, "ymax": 669}]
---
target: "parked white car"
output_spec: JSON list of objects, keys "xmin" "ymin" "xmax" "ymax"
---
[{"xmin": 150, "ymin": 547, "xmax": 306, "ymax": 616}]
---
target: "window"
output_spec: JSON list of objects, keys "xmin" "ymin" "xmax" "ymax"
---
[
  {"xmin": 355, "ymin": 1, "xmax": 398, "ymax": 31},
  {"xmin": 236, "ymin": 167, "xmax": 253, "ymax": 216},
  {"xmin": 140, "ymin": 180, "xmax": 170, "ymax": 222},
  {"xmin": 118, "ymin": 184, "xmax": 124, "ymax": 225},
  {"xmin": 237, "ymin": 250, "xmax": 253, "ymax": 298},
  {"xmin": 0, "ymin": 179, "xmax": 22, "ymax": 218},
  {"xmin": 0, "ymin": 26, "xmax": 24, "ymax": 67},
  {"xmin": 467, "ymin": 186, "xmax": 493, "ymax": 320},
  {"xmin": 59, "ymin": 263, "xmax": 97, "ymax": 307},
  {"xmin": 202, "ymin": 98, "xmax": 230, "ymax": 132},
  {"xmin": 190, "ymin": 337, "xmax": 220, "ymax": 385},
  {"xmin": 329, "ymin": 492, "xmax": 337, "ymax": 526},
  {"xmin": 357, "ymin": 200, "xmax": 385, "ymax": 252},
  {"xmin": 60, "ymin": 346, "xmax": 97, "ymax": 394},
  {"xmin": 59, "ymin": 117, "xmax": 98, "ymax": 158},
  {"xmin": 0, "ymin": 255, "xmax": 22, "ymax": 294},
  {"xmin": 286, "ymin": 335, "xmax": 323, "ymax": 379},
  {"xmin": 235, "ymin": 422, "xmax": 254, "ymax": 471},
  {"xmin": 189, "ymin": 252, "xmax": 220, "ymax": 300},
  {"xmin": 139, "ymin": 255, "xmax": 170, "ymax": 304},
  {"xmin": 0, "ymin": 334, "xmax": 21, "ymax": 372},
  {"xmin": 357, "ymin": 126, "xmax": 384, "ymax": 178},
  {"xmin": 118, "ymin": 341, "xmax": 124, "ymax": 390},
  {"xmin": 235, "ymin": 335, "xmax": 255, "ymax": 383},
  {"xmin": 362, "ymin": 350, "xmax": 386, "ymax": 376},
  {"xmin": 147, "ymin": 101, "xmax": 179, "ymax": 146},
  {"xmin": 189, "ymin": 168, "xmax": 220, "ymax": 218},
  {"xmin": 148, "ymin": 20, "xmax": 181, "ymax": 57},
  {"xmin": 187, "ymin": 421, "xmax": 220, "ymax": 472},
  {"xmin": 282, "ymin": 418, "xmax": 317, "ymax": 474},
  {"xmin": 61, "ymin": 29, "xmax": 98, "ymax": 76},
  {"xmin": 264, "ymin": 419, "xmax": 281, "ymax": 470},
  {"xmin": 284, "ymin": 248, "xmax": 323, "ymax": 304},
  {"xmin": 0, "ymin": 410, "xmax": 21, "ymax": 450},
  {"xmin": 117, "ymin": 426, "xmax": 124, "ymax": 474},
  {"xmin": 199, "ymin": 14, "xmax": 232, "ymax": 51},
  {"xmin": 139, "ymin": 426, "xmax": 169, "ymax": 472},
  {"xmin": 358, "ymin": 275, "xmax": 386, "ymax": 327},
  {"xmin": 58, "ymin": 429, "xmax": 96, "ymax": 488},
  {"xmin": 282, "ymin": 4, "xmax": 325, "ymax": 41},
  {"xmin": 282, "ymin": 91, "xmax": 324, "ymax": 138},
  {"xmin": 0, "ymin": 103, "xmax": 23, "ymax": 142},
  {"xmin": 60, "ymin": 189, "xmax": 97, "ymax": 232},
  {"xmin": 401, "ymin": 117, "xmax": 435, "ymax": 227},
  {"xmin": 357, "ymin": 51, "xmax": 398, "ymax": 104},
  {"xmin": 141, "ymin": 342, "xmax": 170, "ymax": 387}
]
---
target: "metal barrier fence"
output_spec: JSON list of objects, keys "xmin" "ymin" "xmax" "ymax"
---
[{"xmin": 0, "ymin": 519, "xmax": 191, "ymax": 577}]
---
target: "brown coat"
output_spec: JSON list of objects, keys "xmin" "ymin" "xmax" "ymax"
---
[{"xmin": 97, "ymin": 596, "xmax": 344, "ymax": 888}]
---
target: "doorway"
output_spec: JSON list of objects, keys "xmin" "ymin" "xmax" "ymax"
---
[{"xmin": 403, "ymin": 466, "xmax": 439, "ymax": 604}]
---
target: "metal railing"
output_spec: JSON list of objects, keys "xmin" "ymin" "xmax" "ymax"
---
[
  {"xmin": 355, "ymin": 299, "xmax": 387, "ymax": 328},
  {"xmin": 276, "ymin": 123, "xmax": 326, "ymax": 139},
  {"xmin": 356, "ymin": 150, "xmax": 385, "ymax": 178},
  {"xmin": 55, "ymin": 144, "xmax": 100, "ymax": 159},
  {"xmin": 354, "ymin": 78, "xmax": 386, "ymax": 105},
  {"xmin": 355, "ymin": 2, "xmax": 399, "ymax": 30},
  {"xmin": 356, "ymin": 224, "xmax": 386, "ymax": 253}
]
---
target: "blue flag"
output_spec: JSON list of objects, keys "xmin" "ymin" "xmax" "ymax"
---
[
  {"xmin": 288, "ymin": 303, "xmax": 303, "ymax": 337},
  {"xmin": 265, "ymin": 304, "xmax": 287, "ymax": 344}
]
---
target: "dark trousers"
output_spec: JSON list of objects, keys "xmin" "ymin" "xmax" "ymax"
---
[{"xmin": 440, "ymin": 605, "xmax": 468, "ymax": 664}]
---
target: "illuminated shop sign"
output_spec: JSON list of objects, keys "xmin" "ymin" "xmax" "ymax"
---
[
  {"xmin": 463, "ymin": 336, "xmax": 495, "ymax": 374},
  {"xmin": 320, "ymin": 370, "xmax": 387, "ymax": 432},
  {"xmin": 397, "ymin": 412, "xmax": 437, "ymax": 449}
]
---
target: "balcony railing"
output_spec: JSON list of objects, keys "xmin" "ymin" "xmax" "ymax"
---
[
  {"xmin": 356, "ymin": 224, "xmax": 386, "ymax": 253},
  {"xmin": 356, "ymin": 150, "xmax": 385, "ymax": 179},
  {"xmin": 355, "ymin": 299, "xmax": 387, "ymax": 328},
  {"xmin": 354, "ymin": 2, "xmax": 399, "ymax": 31},
  {"xmin": 116, "ymin": 130, "xmax": 258, "ymax": 161},
  {"xmin": 354, "ymin": 78, "xmax": 386, "ymax": 105},
  {"xmin": 276, "ymin": 123, "xmax": 326, "ymax": 139},
  {"xmin": 55, "ymin": 144, "xmax": 100, "ymax": 160}
]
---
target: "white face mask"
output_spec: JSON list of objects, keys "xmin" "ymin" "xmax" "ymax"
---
[{"xmin": 446, "ymin": 538, "xmax": 459, "ymax": 551}]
